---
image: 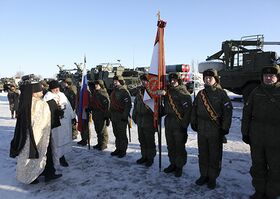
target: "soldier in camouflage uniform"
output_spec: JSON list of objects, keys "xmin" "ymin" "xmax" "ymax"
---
[
  {"xmin": 242, "ymin": 65, "xmax": 280, "ymax": 199},
  {"xmin": 132, "ymin": 74, "xmax": 156, "ymax": 167},
  {"xmin": 63, "ymin": 78, "xmax": 78, "ymax": 139},
  {"xmin": 191, "ymin": 69, "xmax": 232, "ymax": 189},
  {"xmin": 159, "ymin": 73, "xmax": 192, "ymax": 177},
  {"xmin": 110, "ymin": 75, "xmax": 132, "ymax": 158},
  {"xmin": 63, "ymin": 78, "xmax": 77, "ymax": 111},
  {"xmin": 89, "ymin": 80, "xmax": 110, "ymax": 151},
  {"xmin": 7, "ymin": 84, "xmax": 19, "ymax": 119}
]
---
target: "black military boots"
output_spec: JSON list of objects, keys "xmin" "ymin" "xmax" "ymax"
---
[
  {"xmin": 195, "ymin": 176, "xmax": 209, "ymax": 186},
  {"xmin": 163, "ymin": 164, "xmax": 176, "ymax": 173}
]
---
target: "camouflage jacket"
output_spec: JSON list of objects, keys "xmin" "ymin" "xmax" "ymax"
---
[
  {"xmin": 241, "ymin": 82, "xmax": 280, "ymax": 146},
  {"xmin": 89, "ymin": 88, "xmax": 110, "ymax": 120},
  {"xmin": 163, "ymin": 84, "xmax": 192, "ymax": 129},
  {"xmin": 132, "ymin": 88, "xmax": 154, "ymax": 128},
  {"xmin": 110, "ymin": 85, "xmax": 132, "ymax": 120},
  {"xmin": 191, "ymin": 84, "xmax": 232, "ymax": 136}
]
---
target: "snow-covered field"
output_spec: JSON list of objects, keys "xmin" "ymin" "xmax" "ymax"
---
[{"xmin": 0, "ymin": 91, "xmax": 253, "ymax": 199}]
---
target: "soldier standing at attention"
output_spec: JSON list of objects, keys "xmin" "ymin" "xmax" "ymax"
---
[
  {"xmin": 158, "ymin": 73, "xmax": 192, "ymax": 177},
  {"xmin": 191, "ymin": 69, "xmax": 232, "ymax": 189},
  {"xmin": 89, "ymin": 80, "xmax": 110, "ymax": 151},
  {"xmin": 7, "ymin": 84, "xmax": 20, "ymax": 119},
  {"xmin": 63, "ymin": 78, "xmax": 78, "ymax": 139},
  {"xmin": 109, "ymin": 75, "xmax": 132, "ymax": 158},
  {"xmin": 242, "ymin": 65, "xmax": 280, "ymax": 199},
  {"xmin": 39, "ymin": 80, "xmax": 49, "ymax": 96},
  {"xmin": 132, "ymin": 74, "xmax": 156, "ymax": 167}
]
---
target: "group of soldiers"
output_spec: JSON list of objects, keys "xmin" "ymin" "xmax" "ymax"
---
[
  {"xmin": 129, "ymin": 64, "xmax": 279, "ymax": 199},
  {"xmin": 8, "ymin": 64, "xmax": 280, "ymax": 199},
  {"xmin": 74, "ymin": 63, "xmax": 280, "ymax": 199}
]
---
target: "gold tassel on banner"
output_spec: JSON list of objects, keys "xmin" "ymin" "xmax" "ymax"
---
[
  {"xmin": 89, "ymin": 113, "xmax": 93, "ymax": 123},
  {"xmin": 129, "ymin": 117, "xmax": 132, "ymax": 128}
]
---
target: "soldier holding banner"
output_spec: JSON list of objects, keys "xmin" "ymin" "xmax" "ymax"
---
[
  {"xmin": 158, "ymin": 73, "xmax": 192, "ymax": 177},
  {"xmin": 132, "ymin": 74, "xmax": 156, "ymax": 167}
]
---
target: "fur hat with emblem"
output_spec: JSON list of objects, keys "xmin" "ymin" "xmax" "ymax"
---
[
  {"xmin": 168, "ymin": 73, "xmax": 183, "ymax": 85},
  {"xmin": 113, "ymin": 75, "xmax": 125, "ymax": 85},
  {"xmin": 262, "ymin": 64, "xmax": 280, "ymax": 82},
  {"xmin": 203, "ymin": 69, "xmax": 220, "ymax": 84},
  {"xmin": 93, "ymin": 80, "xmax": 105, "ymax": 89}
]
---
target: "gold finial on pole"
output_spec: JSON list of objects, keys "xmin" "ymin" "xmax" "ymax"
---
[{"xmin": 157, "ymin": 11, "xmax": 161, "ymax": 21}]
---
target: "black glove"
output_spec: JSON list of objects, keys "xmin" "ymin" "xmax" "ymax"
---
[
  {"xmin": 57, "ymin": 109, "xmax": 64, "ymax": 118},
  {"xmin": 72, "ymin": 118, "xmax": 77, "ymax": 125},
  {"xmin": 191, "ymin": 123, "xmax": 198, "ymax": 132},
  {"xmin": 242, "ymin": 135, "xmax": 250, "ymax": 145},
  {"xmin": 105, "ymin": 118, "xmax": 110, "ymax": 126},
  {"xmin": 220, "ymin": 128, "xmax": 228, "ymax": 135}
]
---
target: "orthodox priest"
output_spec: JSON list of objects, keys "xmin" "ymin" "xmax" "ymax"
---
[
  {"xmin": 44, "ymin": 80, "xmax": 76, "ymax": 169},
  {"xmin": 10, "ymin": 82, "xmax": 62, "ymax": 184}
]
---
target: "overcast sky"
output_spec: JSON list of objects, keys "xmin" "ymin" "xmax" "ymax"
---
[{"xmin": 1, "ymin": 0, "xmax": 280, "ymax": 78}]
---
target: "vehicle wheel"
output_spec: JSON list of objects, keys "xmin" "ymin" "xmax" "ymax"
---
[{"xmin": 242, "ymin": 83, "xmax": 259, "ymax": 103}]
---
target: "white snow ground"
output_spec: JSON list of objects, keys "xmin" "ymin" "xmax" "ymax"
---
[{"xmin": 0, "ymin": 91, "xmax": 254, "ymax": 199}]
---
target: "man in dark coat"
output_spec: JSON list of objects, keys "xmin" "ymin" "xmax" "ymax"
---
[
  {"xmin": 7, "ymin": 84, "xmax": 19, "ymax": 119},
  {"xmin": 159, "ymin": 73, "xmax": 192, "ymax": 177},
  {"xmin": 242, "ymin": 65, "xmax": 280, "ymax": 199},
  {"xmin": 132, "ymin": 74, "xmax": 156, "ymax": 167},
  {"xmin": 191, "ymin": 69, "xmax": 232, "ymax": 189},
  {"xmin": 89, "ymin": 80, "xmax": 110, "ymax": 150},
  {"xmin": 109, "ymin": 75, "xmax": 132, "ymax": 158}
]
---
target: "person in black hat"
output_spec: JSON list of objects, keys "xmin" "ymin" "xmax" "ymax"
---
[
  {"xmin": 242, "ymin": 65, "xmax": 280, "ymax": 199},
  {"xmin": 109, "ymin": 75, "xmax": 132, "ymax": 158},
  {"xmin": 10, "ymin": 82, "xmax": 62, "ymax": 184},
  {"xmin": 191, "ymin": 68, "xmax": 232, "ymax": 189},
  {"xmin": 44, "ymin": 80, "xmax": 76, "ymax": 169},
  {"xmin": 88, "ymin": 80, "xmax": 110, "ymax": 150},
  {"xmin": 132, "ymin": 74, "xmax": 156, "ymax": 167}
]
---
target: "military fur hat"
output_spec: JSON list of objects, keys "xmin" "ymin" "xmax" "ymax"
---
[
  {"xmin": 48, "ymin": 80, "xmax": 60, "ymax": 90},
  {"xmin": 262, "ymin": 65, "xmax": 280, "ymax": 75},
  {"xmin": 169, "ymin": 73, "xmax": 180, "ymax": 80},
  {"xmin": 203, "ymin": 69, "xmax": 220, "ymax": 84},
  {"xmin": 93, "ymin": 80, "xmax": 105, "ymax": 89},
  {"xmin": 40, "ymin": 80, "xmax": 48, "ymax": 88},
  {"xmin": 168, "ymin": 73, "xmax": 182, "ymax": 85},
  {"xmin": 113, "ymin": 75, "xmax": 125, "ymax": 85},
  {"xmin": 64, "ymin": 78, "xmax": 73, "ymax": 85}
]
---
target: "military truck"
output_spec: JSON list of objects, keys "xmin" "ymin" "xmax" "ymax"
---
[
  {"xmin": 56, "ymin": 64, "xmax": 83, "ymax": 87},
  {"xmin": 198, "ymin": 34, "xmax": 280, "ymax": 101},
  {"xmin": 89, "ymin": 63, "xmax": 144, "ymax": 96}
]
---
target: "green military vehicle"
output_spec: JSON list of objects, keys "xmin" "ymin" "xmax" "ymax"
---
[
  {"xmin": 89, "ymin": 63, "xmax": 144, "ymax": 96},
  {"xmin": 0, "ymin": 82, "xmax": 3, "ymax": 92},
  {"xmin": 199, "ymin": 35, "xmax": 280, "ymax": 101}
]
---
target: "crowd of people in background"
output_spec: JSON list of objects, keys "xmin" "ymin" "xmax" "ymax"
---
[{"xmin": 6, "ymin": 64, "xmax": 280, "ymax": 199}]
